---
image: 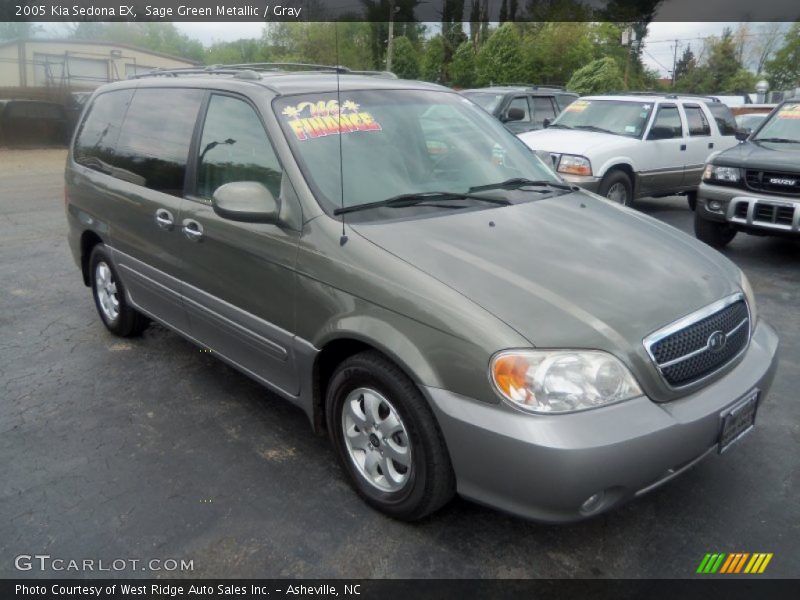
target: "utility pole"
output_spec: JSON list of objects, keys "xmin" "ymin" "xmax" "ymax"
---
[
  {"xmin": 386, "ymin": 0, "xmax": 396, "ymax": 72},
  {"xmin": 671, "ymin": 40, "xmax": 679, "ymax": 88}
]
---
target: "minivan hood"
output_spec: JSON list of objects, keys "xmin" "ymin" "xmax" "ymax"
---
[
  {"xmin": 712, "ymin": 139, "xmax": 800, "ymax": 171},
  {"xmin": 518, "ymin": 128, "xmax": 635, "ymax": 157},
  {"xmin": 351, "ymin": 193, "xmax": 741, "ymax": 357}
]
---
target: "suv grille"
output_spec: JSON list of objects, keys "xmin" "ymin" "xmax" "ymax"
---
[
  {"xmin": 745, "ymin": 170, "xmax": 800, "ymax": 196},
  {"xmin": 645, "ymin": 296, "xmax": 750, "ymax": 388}
]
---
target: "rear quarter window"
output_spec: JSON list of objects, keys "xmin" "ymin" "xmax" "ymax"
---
[
  {"xmin": 74, "ymin": 90, "xmax": 134, "ymax": 169},
  {"xmin": 707, "ymin": 103, "xmax": 737, "ymax": 136}
]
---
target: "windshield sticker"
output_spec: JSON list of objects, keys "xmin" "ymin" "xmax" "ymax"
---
[
  {"xmin": 776, "ymin": 104, "xmax": 800, "ymax": 119},
  {"xmin": 565, "ymin": 100, "xmax": 590, "ymax": 113},
  {"xmin": 281, "ymin": 99, "xmax": 382, "ymax": 141}
]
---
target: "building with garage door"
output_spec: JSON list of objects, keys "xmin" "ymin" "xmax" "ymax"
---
[{"xmin": 0, "ymin": 38, "xmax": 199, "ymax": 96}]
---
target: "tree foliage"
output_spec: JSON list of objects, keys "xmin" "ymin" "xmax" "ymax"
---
[
  {"xmin": 391, "ymin": 36, "xmax": 420, "ymax": 79},
  {"xmin": 450, "ymin": 41, "xmax": 477, "ymax": 88},
  {"xmin": 765, "ymin": 22, "xmax": 800, "ymax": 90},
  {"xmin": 475, "ymin": 23, "xmax": 523, "ymax": 86},
  {"xmin": 566, "ymin": 57, "xmax": 624, "ymax": 94}
]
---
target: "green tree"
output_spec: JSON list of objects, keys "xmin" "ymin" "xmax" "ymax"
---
[
  {"xmin": 475, "ymin": 23, "xmax": 524, "ymax": 86},
  {"xmin": 765, "ymin": 22, "xmax": 800, "ymax": 90},
  {"xmin": 673, "ymin": 45, "xmax": 695, "ymax": 82},
  {"xmin": 450, "ymin": 41, "xmax": 477, "ymax": 87},
  {"xmin": 522, "ymin": 22, "xmax": 595, "ymax": 86},
  {"xmin": 420, "ymin": 35, "xmax": 446, "ymax": 82},
  {"xmin": 205, "ymin": 39, "xmax": 270, "ymax": 65},
  {"xmin": 566, "ymin": 57, "xmax": 624, "ymax": 94},
  {"xmin": 68, "ymin": 23, "xmax": 205, "ymax": 62},
  {"xmin": 391, "ymin": 36, "xmax": 419, "ymax": 79}
]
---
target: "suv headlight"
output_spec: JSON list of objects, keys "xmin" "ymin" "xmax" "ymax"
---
[
  {"xmin": 558, "ymin": 154, "xmax": 592, "ymax": 176},
  {"xmin": 740, "ymin": 271, "xmax": 758, "ymax": 328},
  {"xmin": 490, "ymin": 350, "xmax": 642, "ymax": 414},
  {"xmin": 703, "ymin": 164, "xmax": 741, "ymax": 183}
]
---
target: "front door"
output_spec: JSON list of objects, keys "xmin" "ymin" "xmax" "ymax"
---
[
  {"xmin": 179, "ymin": 93, "xmax": 302, "ymax": 396},
  {"xmin": 503, "ymin": 96, "xmax": 534, "ymax": 134},
  {"xmin": 638, "ymin": 103, "xmax": 687, "ymax": 196}
]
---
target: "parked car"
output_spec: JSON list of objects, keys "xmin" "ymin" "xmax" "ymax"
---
[
  {"xmin": 460, "ymin": 85, "xmax": 578, "ymax": 134},
  {"xmin": 695, "ymin": 99, "xmax": 800, "ymax": 247},
  {"xmin": 735, "ymin": 112, "xmax": 768, "ymax": 134},
  {"xmin": 0, "ymin": 99, "xmax": 70, "ymax": 147},
  {"xmin": 518, "ymin": 94, "xmax": 740, "ymax": 209},
  {"xmin": 66, "ymin": 67, "xmax": 778, "ymax": 522}
]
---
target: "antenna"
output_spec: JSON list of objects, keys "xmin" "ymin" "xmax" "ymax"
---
[{"xmin": 335, "ymin": 23, "xmax": 348, "ymax": 246}]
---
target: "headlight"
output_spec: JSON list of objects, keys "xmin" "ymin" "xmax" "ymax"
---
[
  {"xmin": 490, "ymin": 350, "xmax": 642, "ymax": 414},
  {"xmin": 740, "ymin": 271, "xmax": 758, "ymax": 328},
  {"xmin": 702, "ymin": 164, "xmax": 741, "ymax": 183},
  {"xmin": 558, "ymin": 154, "xmax": 592, "ymax": 176}
]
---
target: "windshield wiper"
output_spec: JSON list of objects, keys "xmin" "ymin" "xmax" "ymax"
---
[
  {"xmin": 754, "ymin": 137, "xmax": 800, "ymax": 143},
  {"xmin": 546, "ymin": 123, "xmax": 572, "ymax": 129},
  {"xmin": 573, "ymin": 124, "xmax": 618, "ymax": 135},
  {"xmin": 333, "ymin": 191, "xmax": 510, "ymax": 215},
  {"xmin": 468, "ymin": 177, "xmax": 574, "ymax": 193}
]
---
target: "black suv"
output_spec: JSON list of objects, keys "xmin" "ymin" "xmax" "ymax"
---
[
  {"xmin": 460, "ymin": 86, "xmax": 578, "ymax": 134},
  {"xmin": 695, "ymin": 99, "xmax": 800, "ymax": 247}
]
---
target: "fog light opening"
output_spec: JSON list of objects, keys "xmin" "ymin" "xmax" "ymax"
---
[
  {"xmin": 580, "ymin": 491, "xmax": 605, "ymax": 515},
  {"xmin": 708, "ymin": 200, "xmax": 723, "ymax": 212}
]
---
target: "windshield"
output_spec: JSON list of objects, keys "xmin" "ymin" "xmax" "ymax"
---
[
  {"xmin": 753, "ymin": 103, "xmax": 800, "ymax": 142},
  {"xmin": 274, "ymin": 89, "xmax": 562, "ymax": 216},
  {"xmin": 461, "ymin": 91, "xmax": 505, "ymax": 114},
  {"xmin": 552, "ymin": 99, "xmax": 653, "ymax": 138}
]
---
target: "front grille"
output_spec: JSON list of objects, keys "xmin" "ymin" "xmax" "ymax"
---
[
  {"xmin": 745, "ymin": 169, "xmax": 800, "ymax": 196},
  {"xmin": 646, "ymin": 296, "xmax": 750, "ymax": 388},
  {"xmin": 734, "ymin": 202, "xmax": 748, "ymax": 219}
]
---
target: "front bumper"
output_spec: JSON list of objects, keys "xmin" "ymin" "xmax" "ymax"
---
[
  {"xmin": 561, "ymin": 173, "xmax": 602, "ymax": 193},
  {"xmin": 424, "ymin": 319, "xmax": 779, "ymax": 522},
  {"xmin": 699, "ymin": 183, "xmax": 800, "ymax": 234}
]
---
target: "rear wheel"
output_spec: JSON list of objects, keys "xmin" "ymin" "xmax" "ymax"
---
[
  {"xmin": 694, "ymin": 212, "xmax": 736, "ymax": 248},
  {"xmin": 90, "ymin": 245, "xmax": 148, "ymax": 337},
  {"xmin": 326, "ymin": 351, "xmax": 455, "ymax": 521},
  {"xmin": 599, "ymin": 170, "xmax": 633, "ymax": 206}
]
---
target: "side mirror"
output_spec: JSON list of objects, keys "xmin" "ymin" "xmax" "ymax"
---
[
  {"xmin": 734, "ymin": 128, "xmax": 750, "ymax": 142},
  {"xmin": 647, "ymin": 126, "xmax": 676, "ymax": 141},
  {"xmin": 502, "ymin": 107, "xmax": 526, "ymax": 123},
  {"xmin": 542, "ymin": 117, "xmax": 552, "ymax": 128},
  {"xmin": 212, "ymin": 181, "xmax": 279, "ymax": 223}
]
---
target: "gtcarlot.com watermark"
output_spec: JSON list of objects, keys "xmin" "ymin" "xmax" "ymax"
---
[{"xmin": 15, "ymin": 554, "xmax": 194, "ymax": 573}]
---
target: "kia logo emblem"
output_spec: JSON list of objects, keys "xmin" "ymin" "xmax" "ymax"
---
[{"xmin": 707, "ymin": 330, "xmax": 727, "ymax": 353}]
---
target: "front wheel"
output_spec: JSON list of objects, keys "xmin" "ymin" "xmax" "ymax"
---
[
  {"xmin": 599, "ymin": 170, "xmax": 633, "ymax": 206},
  {"xmin": 326, "ymin": 351, "xmax": 455, "ymax": 521},
  {"xmin": 694, "ymin": 213, "xmax": 737, "ymax": 248}
]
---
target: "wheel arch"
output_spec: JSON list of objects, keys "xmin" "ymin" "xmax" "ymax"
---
[
  {"xmin": 80, "ymin": 230, "xmax": 105, "ymax": 286},
  {"xmin": 597, "ymin": 161, "xmax": 638, "ymax": 196}
]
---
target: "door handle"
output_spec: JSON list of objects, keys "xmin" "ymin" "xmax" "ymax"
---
[
  {"xmin": 181, "ymin": 219, "xmax": 204, "ymax": 242},
  {"xmin": 680, "ymin": 144, "xmax": 687, "ymax": 151},
  {"xmin": 708, "ymin": 142, "xmax": 714, "ymax": 149},
  {"xmin": 155, "ymin": 208, "xmax": 174, "ymax": 230}
]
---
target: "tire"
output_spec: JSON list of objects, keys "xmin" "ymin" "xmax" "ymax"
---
[
  {"xmin": 89, "ymin": 245, "xmax": 149, "ymax": 337},
  {"xmin": 687, "ymin": 191, "xmax": 698, "ymax": 211},
  {"xmin": 694, "ymin": 212, "xmax": 736, "ymax": 248},
  {"xmin": 599, "ymin": 170, "xmax": 633, "ymax": 206},
  {"xmin": 325, "ymin": 350, "xmax": 455, "ymax": 521}
]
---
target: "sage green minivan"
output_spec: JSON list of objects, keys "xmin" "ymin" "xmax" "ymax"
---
[{"xmin": 66, "ymin": 66, "xmax": 779, "ymax": 522}]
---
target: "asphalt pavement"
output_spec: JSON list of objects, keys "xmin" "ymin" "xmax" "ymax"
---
[{"xmin": 1, "ymin": 150, "xmax": 798, "ymax": 578}]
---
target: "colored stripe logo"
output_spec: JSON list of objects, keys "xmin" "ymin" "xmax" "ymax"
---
[{"xmin": 697, "ymin": 553, "xmax": 773, "ymax": 574}]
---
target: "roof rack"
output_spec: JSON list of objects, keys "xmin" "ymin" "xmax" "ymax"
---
[
  {"xmin": 131, "ymin": 62, "xmax": 354, "ymax": 80},
  {"xmin": 613, "ymin": 91, "xmax": 721, "ymax": 103}
]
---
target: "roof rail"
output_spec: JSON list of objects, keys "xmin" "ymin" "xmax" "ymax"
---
[
  {"xmin": 607, "ymin": 91, "xmax": 721, "ymax": 103},
  {"xmin": 131, "ymin": 62, "xmax": 352, "ymax": 80}
]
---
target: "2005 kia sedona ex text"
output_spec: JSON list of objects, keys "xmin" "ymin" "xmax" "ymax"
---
[{"xmin": 65, "ymin": 66, "xmax": 779, "ymax": 522}]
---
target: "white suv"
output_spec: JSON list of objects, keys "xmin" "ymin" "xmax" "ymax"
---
[{"xmin": 518, "ymin": 94, "xmax": 740, "ymax": 208}]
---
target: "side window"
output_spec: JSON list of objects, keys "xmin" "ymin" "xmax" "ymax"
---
[
  {"xmin": 73, "ymin": 89, "xmax": 134, "ymax": 170},
  {"xmin": 507, "ymin": 96, "xmax": 531, "ymax": 122},
  {"xmin": 113, "ymin": 88, "xmax": 204, "ymax": 196},
  {"xmin": 556, "ymin": 94, "xmax": 577, "ymax": 110},
  {"xmin": 685, "ymin": 105, "xmax": 711, "ymax": 136},
  {"xmin": 649, "ymin": 105, "xmax": 683, "ymax": 139},
  {"xmin": 532, "ymin": 96, "xmax": 557, "ymax": 127},
  {"xmin": 708, "ymin": 103, "xmax": 737, "ymax": 136},
  {"xmin": 196, "ymin": 94, "xmax": 283, "ymax": 201}
]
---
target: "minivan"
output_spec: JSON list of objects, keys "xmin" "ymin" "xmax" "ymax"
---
[{"xmin": 66, "ymin": 66, "xmax": 779, "ymax": 522}]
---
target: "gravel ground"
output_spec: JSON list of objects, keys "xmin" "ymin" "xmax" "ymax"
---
[{"xmin": 1, "ymin": 149, "xmax": 798, "ymax": 579}]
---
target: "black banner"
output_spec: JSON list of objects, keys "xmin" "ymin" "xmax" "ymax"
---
[
  {"xmin": 3, "ymin": 579, "xmax": 800, "ymax": 600},
  {"xmin": 1, "ymin": 0, "xmax": 799, "ymax": 23}
]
